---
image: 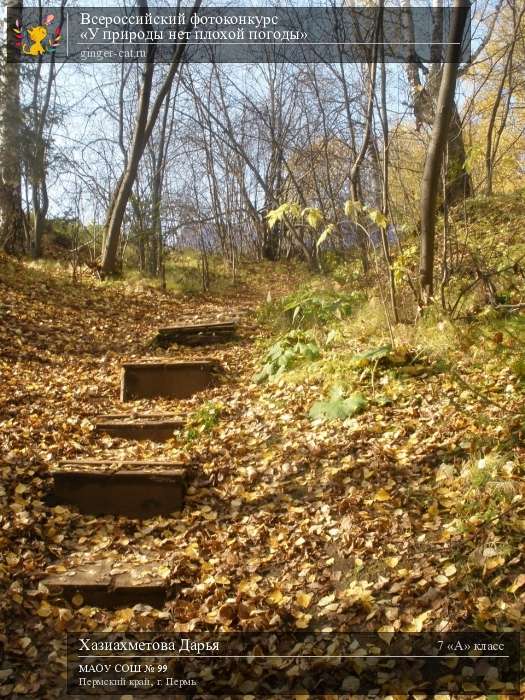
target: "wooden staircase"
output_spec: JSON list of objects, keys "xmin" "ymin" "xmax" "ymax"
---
[{"xmin": 42, "ymin": 319, "xmax": 235, "ymax": 608}]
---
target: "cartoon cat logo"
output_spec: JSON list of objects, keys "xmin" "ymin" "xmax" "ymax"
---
[
  {"xmin": 24, "ymin": 25, "xmax": 48, "ymax": 56},
  {"xmin": 13, "ymin": 14, "xmax": 62, "ymax": 57}
]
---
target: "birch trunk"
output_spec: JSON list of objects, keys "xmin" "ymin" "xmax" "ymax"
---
[{"xmin": 0, "ymin": 0, "xmax": 25, "ymax": 253}]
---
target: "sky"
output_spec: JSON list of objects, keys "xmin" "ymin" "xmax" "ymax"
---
[{"xmin": 12, "ymin": 0, "xmax": 488, "ymax": 224}]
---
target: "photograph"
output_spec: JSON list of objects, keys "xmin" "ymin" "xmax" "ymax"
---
[{"xmin": 0, "ymin": 1, "xmax": 523, "ymax": 698}]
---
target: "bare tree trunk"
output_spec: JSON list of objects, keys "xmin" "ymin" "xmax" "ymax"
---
[
  {"xmin": 28, "ymin": 1, "xmax": 65, "ymax": 258},
  {"xmin": 402, "ymin": 0, "xmax": 472, "ymax": 206},
  {"xmin": 348, "ymin": 11, "xmax": 381, "ymax": 273},
  {"xmin": 445, "ymin": 104, "xmax": 471, "ymax": 203},
  {"xmin": 484, "ymin": 1, "xmax": 524, "ymax": 196},
  {"xmin": 420, "ymin": 0, "xmax": 469, "ymax": 303},
  {"xmin": 0, "ymin": 0, "xmax": 25, "ymax": 254},
  {"xmin": 101, "ymin": 0, "xmax": 201, "ymax": 276},
  {"xmin": 150, "ymin": 81, "xmax": 173, "ymax": 276},
  {"xmin": 101, "ymin": 32, "xmax": 155, "ymax": 276},
  {"xmin": 378, "ymin": 61, "xmax": 398, "ymax": 323}
]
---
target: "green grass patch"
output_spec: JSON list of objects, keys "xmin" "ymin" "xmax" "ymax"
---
[{"xmin": 184, "ymin": 402, "xmax": 223, "ymax": 442}]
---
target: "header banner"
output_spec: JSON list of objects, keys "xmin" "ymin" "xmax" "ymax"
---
[{"xmin": 7, "ymin": 5, "xmax": 472, "ymax": 64}]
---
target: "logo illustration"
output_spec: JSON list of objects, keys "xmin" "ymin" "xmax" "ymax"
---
[{"xmin": 13, "ymin": 14, "xmax": 62, "ymax": 57}]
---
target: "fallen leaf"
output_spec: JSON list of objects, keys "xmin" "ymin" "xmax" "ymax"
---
[{"xmin": 374, "ymin": 488, "xmax": 391, "ymax": 502}]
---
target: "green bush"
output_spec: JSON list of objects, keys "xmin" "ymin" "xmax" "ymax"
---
[
  {"xmin": 259, "ymin": 286, "xmax": 362, "ymax": 330},
  {"xmin": 255, "ymin": 330, "xmax": 320, "ymax": 383}
]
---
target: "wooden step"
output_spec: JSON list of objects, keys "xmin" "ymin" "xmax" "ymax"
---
[
  {"xmin": 120, "ymin": 359, "xmax": 221, "ymax": 401},
  {"xmin": 42, "ymin": 557, "xmax": 172, "ymax": 607},
  {"xmin": 156, "ymin": 319, "xmax": 238, "ymax": 347},
  {"xmin": 94, "ymin": 413, "xmax": 184, "ymax": 441},
  {"xmin": 50, "ymin": 460, "xmax": 187, "ymax": 517}
]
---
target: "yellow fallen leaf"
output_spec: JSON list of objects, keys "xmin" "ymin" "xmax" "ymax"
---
[
  {"xmin": 508, "ymin": 573, "xmax": 525, "ymax": 593},
  {"xmin": 115, "ymin": 608, "xmax": 134, "ymax": 623},
  {"xmin": 384, "ymin": 556, "xmax": 399, "ymax": 568},
  {"xmin": 318, "ymin": 592, "xmax": 335, "ymax": 607},
  {"xmin": 485, "ymin": 555, "xmax": 505, "ymax": 571},
  {"xmin": 267, "ymin": 589, "xmax": 284, "ymax": 605},
  {"xmin": 238, "ymin": 579, "xmax": 254, "ymax": 593},
  {"xmin": 295, "ymin": 591, "xmax": 312, "ymax": 609},
  {"xmin": 385, "ymin": 607, "xmax": 399, "ymax": 621},
  {"xmin": 374, "ymin": 488, "xmax": 391, "ymax": 502},
  {"xmin": 408, "ymin": 609, "xmax": 431, "ymax": 632},
  {"xmin": 36, "ymin": 601, "xmax": 52, "ymax": 618},
  {"xmin": 51, "ymin": 565, "xmax": 67, "ymax": 573},
  {"xmin": 6, "ymin": 553, "xmax": 18, "ymax": 566},
  {"xmin": 295, "ymin": 613, "xmax": 311, "ymax": 629},
  {"xmin": 444, "ymin": 563, "xmax": 456, "ymax": 577},
  {"xmin": 184, "ymin": 543, "xmax": 199, "ymax": 559}
]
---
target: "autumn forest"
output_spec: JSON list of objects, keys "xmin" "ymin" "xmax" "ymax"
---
[{"xmin": 0, "ymin": 0, "xmax": 524, "ymax": 698}]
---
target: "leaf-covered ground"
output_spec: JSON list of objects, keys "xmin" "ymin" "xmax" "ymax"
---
[{"xmin": 0, "ymin": 255, "xmax": 523, "ymax": 698}]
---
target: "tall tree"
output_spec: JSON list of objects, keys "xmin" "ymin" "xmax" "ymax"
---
[
  {"xmin": 402, "ymin": 0, "xmax": 502, "ymax": 205},
  {"xmin": 484, "ymin": 0, "xmax": 525, "ymax": 195},
  {"xmin": 26, "ymin": 1, "xmax": 66, "ymax": 258},
  {"xmin": 0, "ymin": 0, "xmax": 25, "ymax": 253},
  {"xmin": 101, "ymin": 0, "xmax": 201, "ymax": 277},
  {"xmin": 420, "ymin": 0, "xmax": 470, "ymax": 303}
]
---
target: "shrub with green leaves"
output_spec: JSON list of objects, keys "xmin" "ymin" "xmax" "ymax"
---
[
  {"xmin": 283, "ymin": 289, "xmax": 357, "ymax": 328},
  {"xmin": 309, "ymin": 386, "xmax": 367, "ymax": 421},
  {"xmin": 255, "ymin": 330, "xmax": 320, "ymax": 383}
]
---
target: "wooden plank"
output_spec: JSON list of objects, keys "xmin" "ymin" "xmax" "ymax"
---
[
  {"xmin": 43, "ymin": 557, "xmax": 172, "ymax": 607},
  {"xmin": 156, "ymin": 319, "xmax": 238, "ymax": 347},
  {"xmin": 51, "ymin": 462, "xmax": 187, "ymax": 517},
  {"xmin": 120, "ymin": 359, "xmax": 221, "ymax": 401},
  {"xmin": 157, "ymin": 333, "xmax": 233, "ymax": 348},
  {"xmin": 158, "ymin": 319, "xmax": 237, "ymax": 333},
  {"xmin": 59, "ymin": 459, "xmax": 185, "ymax": 467},
  {"xmin": 96, "ymin": 413, "xmax": 181, "ymax": 421},
  {"xmin": 94, "ymin": 415, "xmax": 184, "ymax": 441}
]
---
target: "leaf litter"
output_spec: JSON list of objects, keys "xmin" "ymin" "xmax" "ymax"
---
[{"xmin": 0, "ymin": 256, "xmax": 523, "ymax": 697}]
